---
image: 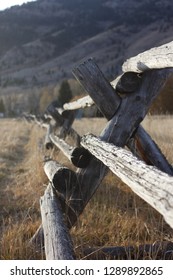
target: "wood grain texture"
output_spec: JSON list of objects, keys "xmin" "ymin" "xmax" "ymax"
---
[
  {"xmin": 123, "ymin": 41, "xmax": 173, "ymax": 73},
  {"xmin": 81, "ymin": 134, "xmax": 173, "ymax": 229},
  {"xmin": 40, "ymin": 184, "xmax": 75, "ymax": 259},
  {"xmin": 44, "ymin": 160, "xmax": 78, "ymax": 194},
  {"xmin": 100, "ymin": 69, "xmax": 173, "ymax": 143},
  {"xmin": 64, "ymin": 67, "xmax": 173, "ymax": 227},
  {"xmin": 43, "ymin": 160, "xmax": 81, "ymax": 227},
  {"xmin": 72, "ymin": 59, "xmax": 173, "ymax": 174},
  {"xmin": 73, "ymin": 58, "xmax": 121, "ymax": 120},
  {"xmin": 127, "ymin": 125, "xmax": 173, "ymax": 175}
]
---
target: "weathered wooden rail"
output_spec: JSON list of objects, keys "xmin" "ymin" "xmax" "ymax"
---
[
  {"xmin": 81, "ymin": 134, "xmax": 173, "ymax": 228},
  {"xmin": 27, "ymin": 41, "xmax": 173, "ymax": 260},
  {"xmin": 49, "ymin": 133, "xmax": 91, "ymax": 168},
  {"xmin": 40, "ymin": 183, "xmax": 75, "ymax": 260}
]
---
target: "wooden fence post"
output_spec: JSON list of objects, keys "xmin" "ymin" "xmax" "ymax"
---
[
  {"xmin": 122, "ymin": 41, "xmax": 173, "ymax": 72},
  {"xmin": 44, "ymin": 124, "xmax": 53, "ymax": 150},
  {"xmin": 81, "ymin": 134, "xmax": 173, "ymax": 229},
  {"xmin": 64, "ymin": 95, "xmax": 94, "ymax": 110},
  {"xmin": 46, "ymin": 102, "xmax": 80, "ymax": 146},
  {"xmin": 49, "ymin": 134, "xmax": 91, "ymax": 168},
  {"xmin": 61, "ymin": 61, "xmax": 173, "ymax": 228},
  {"xmin": 73, "ymin": 58, "xmax": 173, "ymax": 175},
  {"xmin": 40, "ymin": 183, "xmax": 76, "ymax": 259},
  {"xmin": 44, "ymin": 159, "xmax": 78, "ymax": 198},
  {"xmin": 46, "ymin": 103, "xmax": 64, "ymax": 127},
  {"xmin": 44, "ymin": 159, "xmax": 81, "ymax": 227},
  {"xmin": 30, "ymin": 43, "xmax": 173, "ymax": 255}
]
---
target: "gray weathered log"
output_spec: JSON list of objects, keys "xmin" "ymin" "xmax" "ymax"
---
[
  {"xmin": 31, "ymin": 49, "xmax": 173, "ymax": 246},
  {"xmin": 46, "ymin": 103, "xmax": 64, "ymax": 127},
  {"xmin": 63, "ymin": 75, "xmax": 120, "ymax": 112},
  {"xmin": 73, "ymin": 58, "xmax": 121, "ymax": 120},
  {"xmin": 57, "ymin": 110, "xmax": 77, "ymax": 139},
  {"xmin": 44, "ymin": 159, "xmax": 80, "ymax": 227},
  {"xmin": 46, "ymin": 103, "xmax": 80, "ymax": 146},
  {"xmin": 64, "ymin": 95, "xmax": 94, "ymax": 110},
  {"xmin": 67, "ymin": 127, "xmax": 81, "ymax": 147},
  {"xmin": 99, "ymin": 69, "xmax": 173, "ymax": 145},
  {"xmin": 63, "ymin": 67, "xmax": 173, "ymax": 227},
  {"xmin": 81, "ymin": 134, "xmax": 173, "ymax": 229},
  {"xmin": 127, "ymin": 125, "xmax": 173, "ymax": 175},
  {"xmin": 57, "ymin": 107, "xmax": 72, "ymax": 119},
  {"xmin": 73, "ymin": 58, "xmax": 173, "ymax": 175},
  {"xmin": 68, "ymin": 60, "xmax": 172, "ymax": 172},
  {"xmin": 67, "ymin": 65, "xmax": 171, "ymax": 172},
  {"xmin": 44, "ymin": 124, "xmax": 53, "ymax": 150},
  {"xmin": 63, "ymin": 74, "xmax": 122, "ymax": 112},
  {"xmin": 83, "ymin": 242, "xmax": 173, "ymax": 260},
  {"xmin": 30, "ymin": 160, "xmax": 81, "ymax": 248},
  {"xmin": 123, "ymin": 41, "xmax": 173, "ymax": 73},
  {"xmin": 49, "ymin": 134, "xmax": 91, "ymax": 168},
  {"xmin": 44, "ymin": 160, "xmax": 78, "ymax": 193},
  {"xmin": 40, "ymin": 183, "xmax": 76, "ymax": 259},
  {"xmin": 57, "ymin": 66, "xmax": 173, "ymax": 230}
]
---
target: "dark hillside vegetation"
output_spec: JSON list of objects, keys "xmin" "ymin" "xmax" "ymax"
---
[
  {"xmin": 0, "ymin": 0, "xmax": 173, "ymax": 69},
  {"xmin": 0, "ymin": 0, "xmax": 173, "ymax": 115}
]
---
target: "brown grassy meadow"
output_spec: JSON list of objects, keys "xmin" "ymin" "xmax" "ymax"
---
[{"xmin": 0, "ymin": 116, "xmax": 173, "ymax": 259}]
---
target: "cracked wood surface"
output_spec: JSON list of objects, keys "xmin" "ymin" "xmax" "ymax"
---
[
  {"xmin": 64, "ymin": 64, "xmax": 173, "ymax": 227},
  {"xmin": 72, "ymin": 58, "xmax": 173, "ymax": 174},
  {"xmin": 123, "ymin": 41, "xmax": 173, "ymax": 73},
  {"xmin": 73, "ymin": 58, "xmax": 121, "ymax": 120},
  {"xmin": 40, "ymin": 183, "xmax": 75, "ymax": 260},
  {"xmin": 81, "ymin": 134, "xmax": 173, "ymax": 229}
]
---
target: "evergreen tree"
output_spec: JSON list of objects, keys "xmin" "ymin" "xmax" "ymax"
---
[
  {"xmin": 0, "ymin": 98, "xmax": 5, "ymax": 114},
  {"xmin": 58, "ymin": 80, "xmax": 72, "ymax": 106}
]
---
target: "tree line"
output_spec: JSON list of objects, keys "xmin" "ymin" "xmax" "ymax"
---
[{"xmin": 1, "ymin": 77, "xmax": 173, "ymax": 117}]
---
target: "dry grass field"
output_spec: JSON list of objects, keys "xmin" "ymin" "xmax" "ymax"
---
[{"xmin": 0, "ymin": 116, "xmax": 173, "ymax": 260}]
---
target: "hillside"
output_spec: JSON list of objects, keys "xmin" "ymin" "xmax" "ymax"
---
[{"xmin": 0, "ymin": 0, "xmax": 173, "ymax": 114}]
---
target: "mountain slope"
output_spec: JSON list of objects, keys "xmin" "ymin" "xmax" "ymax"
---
[{"xmin": 0, "ymin": 0, "xmax": 173, "ymax": 90}]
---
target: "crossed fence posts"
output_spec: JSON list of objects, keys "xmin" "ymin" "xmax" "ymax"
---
[{"xmin": 26, "ymin": 41, "xmax": 173, "ymax": 260}]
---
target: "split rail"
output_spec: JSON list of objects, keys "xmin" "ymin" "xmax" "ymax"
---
[{"xmin": 25, "ymin": 41, "xmax": 173, "ymax": 260}]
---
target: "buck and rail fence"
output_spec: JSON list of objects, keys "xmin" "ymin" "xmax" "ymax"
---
[{"xmin": 24, "ymin": 41, "xmax": 173, "ymax": 260}]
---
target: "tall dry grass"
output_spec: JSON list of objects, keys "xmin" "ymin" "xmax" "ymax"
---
[
  {"xmin": 0, "ymin": 119, "xmax": 46, "ymax": 259},
  {"xmin": 0, "ymin": 116, "xmax": 173, "ymax": 259}
]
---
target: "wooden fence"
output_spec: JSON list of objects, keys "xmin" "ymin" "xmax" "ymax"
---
[{"xmin": 26, "ymin": 41, "xmax": 173, "ymax": 260}]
